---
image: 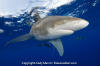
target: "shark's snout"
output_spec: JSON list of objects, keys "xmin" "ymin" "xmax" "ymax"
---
[{"xmin": 73, "ymin": 19, "xmax": 89, "ymax": 31}]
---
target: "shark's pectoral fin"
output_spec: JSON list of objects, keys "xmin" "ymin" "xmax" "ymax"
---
[
  {"xmin": 49, "ymin": 39, "xmax": 64, "ymax": 56},
  {"xmin": 6, "ymin": 34, "xmax": 32, "ymax": 46}
]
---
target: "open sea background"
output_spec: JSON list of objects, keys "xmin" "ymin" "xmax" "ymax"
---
[{"xmin": 0, "ymin": 0, "xmax": 99, "ymax": 66}]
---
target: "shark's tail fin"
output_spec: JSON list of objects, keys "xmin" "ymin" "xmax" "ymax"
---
[{"xmin": 6, "ymin": 34, "xmax": 32, "ymax": 46}]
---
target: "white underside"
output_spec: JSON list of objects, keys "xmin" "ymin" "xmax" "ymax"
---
[{"xmin": 47, "ymin": 28, "xmax": 74, "ymax": 39}]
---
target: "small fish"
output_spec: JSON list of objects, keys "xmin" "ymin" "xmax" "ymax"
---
[
  {"xmin": 37, "ymin": 43, "xmax": 51, "ymax": 48},
  {"xmin": 44, "ymin": 44, "xmax": 51, "ymax": 48},
  {"xmin": 75, "ymin": 36, "xmax": 84, "ymax": 40}
]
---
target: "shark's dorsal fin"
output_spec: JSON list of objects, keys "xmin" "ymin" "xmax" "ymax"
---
[{"xmin": 49, "ymin": 39, "xmax": 64, "ymax": 56}]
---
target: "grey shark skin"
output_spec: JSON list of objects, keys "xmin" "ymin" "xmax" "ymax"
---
[{"xmin": 6, "ymin": 16, "xmax": 89, "ymax": 56}]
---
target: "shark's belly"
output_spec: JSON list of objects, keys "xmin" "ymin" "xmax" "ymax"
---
[{"xmin": 47, "ymin": 27, "xmax": 74, "ymax": 39}]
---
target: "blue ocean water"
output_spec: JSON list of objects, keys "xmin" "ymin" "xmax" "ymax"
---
[{"xmin": 0, "ymin": 0, "xmax": 99, "ymax": 66}]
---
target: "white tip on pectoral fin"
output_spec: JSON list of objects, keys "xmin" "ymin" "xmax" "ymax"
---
[{"xmin": 49, "ymin": 39, "xmax": 64, "ymax": 56}]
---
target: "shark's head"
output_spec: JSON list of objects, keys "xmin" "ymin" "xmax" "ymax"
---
[
  {"xmin": 67, "ymin": 19, "xmax": 89, "ymax": 31},
  {"xmin": 55, "ymin": 18, "xmax": 89, "ymax": 32}
]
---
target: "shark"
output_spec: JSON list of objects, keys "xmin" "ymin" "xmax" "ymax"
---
[{"xmin": 6, "ymin": 16, "xmax": 89, "ymax": 56}]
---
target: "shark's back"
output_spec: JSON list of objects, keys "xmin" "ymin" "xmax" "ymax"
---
[{"xmin": 34, "ymin": 16, "xmax": 78, "ymax": 28}]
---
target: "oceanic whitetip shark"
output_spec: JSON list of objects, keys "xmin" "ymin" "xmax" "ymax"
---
[{"xmin": 6, "ymin": 16, "xmax": 89, "ymax": 56}]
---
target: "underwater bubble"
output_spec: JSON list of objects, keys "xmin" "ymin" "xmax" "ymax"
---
[{"xmin": 0, "ymin": 29, "xmax": 4, "ymax": 33}]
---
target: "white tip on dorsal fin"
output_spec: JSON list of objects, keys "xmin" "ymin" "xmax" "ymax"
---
[{"xmin": 49, "ymin": 39, "xmax": 64, "ymax": 56}]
